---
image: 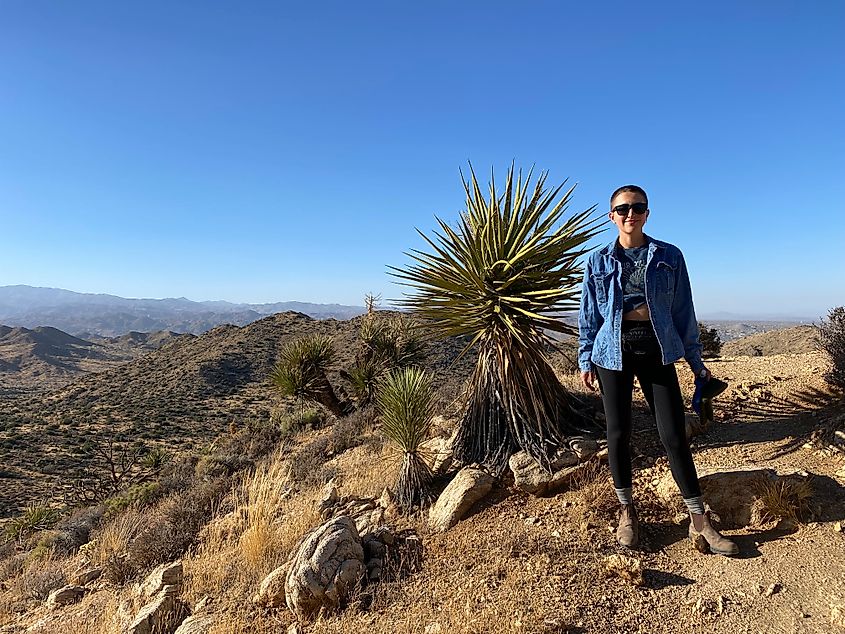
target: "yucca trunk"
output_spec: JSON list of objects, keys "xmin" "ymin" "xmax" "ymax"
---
[
  {"xmin": 454, "ymin": 331, "xmax": 581, "ymax": 474},
  {"xmin": 395, "ymin": 451, "xmax": 433, "ymax": 509},
  {"xmin": 313, "ymin": 375, "xmax": 353, "ymax": 417}
]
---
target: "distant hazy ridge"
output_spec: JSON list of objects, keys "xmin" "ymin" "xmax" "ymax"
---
[{"xmin": 0, "ymin": 285, "xmax": 366, "ymax": 337}]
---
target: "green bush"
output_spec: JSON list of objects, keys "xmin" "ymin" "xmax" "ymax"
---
[
  {"xmin": 818, "ymin": 306, "xmax": 845, "ymax": 389},
  {"xmin": 698, "ymin": 322, "xmax": 722, "ymax": 357},
  {"xmin": 4, "ymin": 505, "xmax": 61, "ymax": 543}
]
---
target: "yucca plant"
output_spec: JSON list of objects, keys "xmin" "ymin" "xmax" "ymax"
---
[
  {"xmin": 344, "ymin": 313, "xmax": 427, "ymax": 406},
  {"xmin": 391, "ymin": 165, "xmax": 604, "ymax": 474},
  {"xmin": 376, "ymin": 367, "xmax": 436, "ymax": 509},
  {"xmin": 271, "ymin": 334, "xmax": 351, "ymax": 416}
]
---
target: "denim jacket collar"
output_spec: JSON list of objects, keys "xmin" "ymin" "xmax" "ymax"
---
[{"xmin": 601, "ymin": 234, "xmax": 665, "ymax": 261}]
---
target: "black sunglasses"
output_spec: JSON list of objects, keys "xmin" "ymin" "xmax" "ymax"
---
[{"xmin": 612, "ymin": 202, "xmax": 648, "ymax": 216}]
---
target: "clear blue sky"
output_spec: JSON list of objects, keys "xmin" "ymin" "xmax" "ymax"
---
[{"xmin": 1, "ymin": 1, "xmax": 842, "ymax": 319}]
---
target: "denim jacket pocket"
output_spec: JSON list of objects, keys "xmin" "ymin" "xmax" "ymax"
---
[
  {"xmin": 591, "ymin": 271, "xmax": 614, "ymax": 310},
  {"xmin": 654, "ymin": 261, "xmax": 676, "ymax": 295}
]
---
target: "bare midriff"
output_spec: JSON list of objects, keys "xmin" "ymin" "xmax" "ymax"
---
[{"xmin": 622, "ymin": 303, "xmax": 651, "ymax": 321}]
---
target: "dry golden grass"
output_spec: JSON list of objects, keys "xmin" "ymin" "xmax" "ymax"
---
[
  {"xmin": 184, "ymin": 448, "xmax": 321, "ymax": 611},
  {"xmin": 755, "ymin": 477, "xmax": 814, "ymax": 524}
]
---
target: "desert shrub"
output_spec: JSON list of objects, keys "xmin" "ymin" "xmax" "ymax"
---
[
  {"xmin": 276, "ymin": 406, "xmax": 324, "ymax": 437},
  {"xmin": 105, "ymin": 482, "xmax": 163, "ymax": 516},
  {"xmin": 49, "ymin": 505, "xmax": 104, "ymax": 555},
  {"xmin": 698, "ymin": 322, "xmax": 722, "ymax": 357},
  {"xmin": 95, "ymin": 476, "xmax": 229, "ymax": 583},
  {"xmin": 126, "ymin": 476, "xmax": 229, "ymax": 574},
  {"xmin": 288, "ymin": 436, "xmax": 337, "ymax": 488},
  {"xmin": 329, "ymin": 406, "xmax": 373, "ymax": 454},
  {"xmin": 817, "ymin": 306, "xmax": 845, "ymax": 389},
  {"xmin": 9, "ymin": 551, "xmax": 67, "ymax": 601},
  {"xmin": 4, "ymin": 505, "xmax": 61, "ymax": 543}
]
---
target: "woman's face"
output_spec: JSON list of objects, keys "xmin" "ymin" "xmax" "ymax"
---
[{"xmin": 609, "ymin": 190, "xmax": 649, "ymax": 236}]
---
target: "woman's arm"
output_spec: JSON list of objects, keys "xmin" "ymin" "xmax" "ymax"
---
[
  {"xmin": 578, "ymin": 258, "xmax": 602, "ymax": 374},
  {"xmin": 671, "ymin": 251, "xmax": 706, "ymax": 375}
]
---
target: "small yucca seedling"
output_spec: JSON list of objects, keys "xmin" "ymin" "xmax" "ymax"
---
[
  {"xmin": 376, "ymin": 367, "xmax": 436, "ymax": 510},
  {"xmin": 271, "ymin": 334, "xmax": 351, "ymax": 416},
  {"xmin": 4, "ymin": 505, "xmax": 61, "ymax": 542}
]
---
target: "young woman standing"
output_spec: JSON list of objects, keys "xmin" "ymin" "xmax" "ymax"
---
[{"xmin": 578, "ymin": 184, "xmax": 738, "ymax": 556}]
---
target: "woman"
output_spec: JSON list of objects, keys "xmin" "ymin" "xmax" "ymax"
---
[{"xmin": 577, "ymin": 184, "xmax": 738, "ymax": 556}]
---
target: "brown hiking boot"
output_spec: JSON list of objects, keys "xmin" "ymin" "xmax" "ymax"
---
[
  {"xmin": 616, "ymin": 504, "xmax": 639, "ymax": 549},
  {"xmin": 688, "ymin": 511, "xmax": 739, "ymax": 556}
]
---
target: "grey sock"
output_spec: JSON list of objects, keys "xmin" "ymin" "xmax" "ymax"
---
[
  {"xmin": 615, "ymin": 487, "xmax": 634, "ymax": 505},
  {"xmin": 683, "ymin": 495, "xmax": 706, "ymax": 515}
]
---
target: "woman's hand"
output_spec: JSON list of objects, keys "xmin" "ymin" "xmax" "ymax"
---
[
  {"xmin": 581, "ymin": 370, "xmax": 597, "ymax": 391},
  {"xmin": 696, "ymin": 367, "xmax": 711, "ymax": 381}
]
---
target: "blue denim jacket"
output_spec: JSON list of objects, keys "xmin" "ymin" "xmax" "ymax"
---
[{"xmin": 578, "ymin": 235, "xmax": 705, "ymax": 374}]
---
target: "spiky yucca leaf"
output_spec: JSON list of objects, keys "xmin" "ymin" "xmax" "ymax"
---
[
  {"xmin": 376, "ymin": 367, "xmax": 435, "ymax": 508},
  {"xmin": 391, "ymin": 165, "xmax": 605, "ymax": 473}
]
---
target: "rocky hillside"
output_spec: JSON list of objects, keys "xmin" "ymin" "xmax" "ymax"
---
[
  {"xmin": 721, "ymin": 324, "xmax": 818, "ymax": 357},
  {"xmin": 0, "ymin": 311, "xmax": 499, "ymax": 518},
  {"xmin": 0, "ymin": 322, "xmax": 842, "ymax": 634},
  {"xmin": 0, "ymin": 326, "xmax": 185, "ymax": 391}
]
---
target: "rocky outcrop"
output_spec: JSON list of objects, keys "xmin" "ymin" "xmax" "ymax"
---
[
  {"xmin": 509, "ymin": 437, "xmax": 600, "ymax": 496},
  {"xmin": 173, "ymin": 614, "xmax": 216, "ymax": 634},
  {"xmin": 655, "ymin": 467, "xmax": 814, "ymax": 528},
  {"xmin": 284, "ymin": 516, "xmax": 366, "ymax": 620},
  {"xmin": 429, "ymin": 467, "xmax": 495, "ymax": 532},
  {"xmin": 125, "ymin": 560, "xmax": 188, "ymax": 634},
  {"xmin": 46, "ymin": 585, "xmax": 85, "ymax": 608},
  {"xmin": 126, "ymin": 584, "xmax": 188, "ymax": 634},
  {"xmin": 135, "ymin": 560, "xmax": 183, "ymax": 600}
]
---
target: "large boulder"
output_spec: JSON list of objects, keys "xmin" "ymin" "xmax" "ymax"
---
[
  {"xmin": 284, "ymin": 516, "xmax": 366, "ymax": 620},
  {"xmin": 509, "ymin": 437, "xmax": 600, "ymax": 497},
  {"xmin": 429, "ymin": 467, "xmax": 495, "ymax": 532}
]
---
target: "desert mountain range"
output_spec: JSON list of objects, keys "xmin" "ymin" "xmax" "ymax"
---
[{"xmin": 0, "ymin": 285, "xmax": 365, "ymax": 337}]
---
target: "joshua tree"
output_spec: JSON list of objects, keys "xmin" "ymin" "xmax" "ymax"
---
[
  {"xmin": 376, "ymin": 366, "xmax": 436, "ymax": 509},
  {"xmin": 391, "ymin": 165, "xmax": 604, "ymax": 474},
  {"xmin": 270, "ymin": 334, "xmax": 352, "ymax": 416}
]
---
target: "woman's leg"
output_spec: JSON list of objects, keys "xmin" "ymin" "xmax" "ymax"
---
[
  {"xmin": 595, "ymin": 365, "xmax": 636, "ymax": 493},
  {"xmin": 637, "ymin": 360, "xmax": 739, "ymax": 555},
  {"xmin": 635, "ymin": 360, "xmax": 701, "ymax": 499},
  {"xmin": 595, "ymin": 363, "xmax": 638, "ymax": 547}
]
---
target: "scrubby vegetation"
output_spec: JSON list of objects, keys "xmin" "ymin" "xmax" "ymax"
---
[
  {"xmin": 698, "ymin": 321, "xmax": 723, "ymax": 358},
  {"xmin": 817, "ymin": 305, "xmax": 845, "ymax": 390}
]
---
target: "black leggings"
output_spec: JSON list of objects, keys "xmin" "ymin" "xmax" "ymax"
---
[{"xmin": 595, "ymin": 321, "xmax": 701, "ymax": 499}]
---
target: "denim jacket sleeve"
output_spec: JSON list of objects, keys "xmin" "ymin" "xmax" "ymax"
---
[
  {"xmin": 672, "ymin": 251, "xmax": 705, "ymax": 374},
  {"xmin": 578, "ymin": 258, "xmax": 602, "ymax": 373}
]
